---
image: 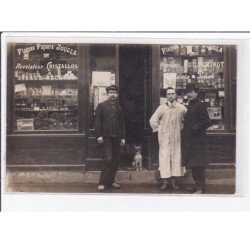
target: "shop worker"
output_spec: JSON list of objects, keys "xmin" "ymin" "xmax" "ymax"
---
[
  {"xmin": 95, "ymin": 84, "xmax": 126, "ymax": 191},
  {"xmin": 150, "ymin": 87, "xmax": 187, "ymax": 191},
  {"xmin": 181, "ymin": 83, "xmax": 211, "ymax": 194}
]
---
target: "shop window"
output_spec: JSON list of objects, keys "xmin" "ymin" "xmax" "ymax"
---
[
  {"xmin": 14, "ymin": 43, "xmax": 79, "ymax": 131},
  {"xmin": 88, "ymin": 44, "xmax": 116, "ymax": 129},
  {"xmin": 160, "ymin": 45, "xmax": 225, "ymax": 131}
]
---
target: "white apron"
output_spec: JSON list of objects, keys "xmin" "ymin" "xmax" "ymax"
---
[{"xmin": 150, "ymin": 101, "xmax": 187, "ymax": 178}]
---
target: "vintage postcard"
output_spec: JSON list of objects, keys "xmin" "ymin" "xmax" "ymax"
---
[{"xmin": 1, "ymin": 33, "xmax": 240, "ymax": 208}]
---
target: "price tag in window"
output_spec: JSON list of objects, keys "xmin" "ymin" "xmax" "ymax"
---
[
  {"xmin": 15, "ymin": 83, "xmax": 26, "ymax": 93},
  {"xmin": 163, "ymin": 73, "xmax": 176, "ymax": 89},
  {"xmin": 218, "ymin": 91, "xmax": 225, "ymax": 97},
  {"xmin": 17, "ymin": 118, "xmax": 34, "ymax": 131},
  {"xmin": 177, "ymin": 98, "xmax": 183, "ymax": 104}
]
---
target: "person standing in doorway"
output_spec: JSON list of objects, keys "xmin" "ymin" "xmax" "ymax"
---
[
  {"xmin": 181, "ymin": 83, "xmax": 211, "ymax": 194},
  {"xmin": 150, "ymin": 87, "xmax": 187, "ymax": 191},
  {"xmin": 95, "ymin": 85, "xmax": 126, "ymax": 191}
]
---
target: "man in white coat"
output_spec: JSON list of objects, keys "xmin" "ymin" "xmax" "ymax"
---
[{"xmin": 150, "ymin": 87, "xmax": 187, "ymax": 191}]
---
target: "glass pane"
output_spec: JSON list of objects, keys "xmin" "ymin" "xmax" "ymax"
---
[
  {"xmin": 14, "ymin": 43, "xmax": 79, "ymax": 131},
  {"xmin": 160, "ymin": 45, "xmax": 225, "ymax": 131},
  {"xmin": 88, "ymin": 44, "xmax": 116, "ymax": 129}
]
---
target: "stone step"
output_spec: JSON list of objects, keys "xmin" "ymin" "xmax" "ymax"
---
[{"xmin": 6, "ymin": 166, "xmax": 235, "ymax": 187}]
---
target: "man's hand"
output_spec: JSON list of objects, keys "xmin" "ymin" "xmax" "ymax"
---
[
  {"xmin": 120, "ymin": 139, "xmax": 125, "ymax": 147},
  {"xmin": 97, "ymin": 137, "xmax": 104, "ymax": 144}
]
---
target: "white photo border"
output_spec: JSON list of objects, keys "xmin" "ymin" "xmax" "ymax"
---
[{"xmin": 1, "ymin": 32, "xmax": 249, "ymax": 211}]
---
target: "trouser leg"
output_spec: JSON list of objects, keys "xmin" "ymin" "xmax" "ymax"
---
[
  {"xmin": 109, "ymin": 137, "xmax": 121, "ymax": 184},
  {"xmin": 99, "ymin": 137, "xmax": 121, "ymax": 186},
  {"xmin": 99, "ymin": 137, "xmax": 113, "ymax": 186},
  {"xmin": 191, "ymin": 166, "xmax": 205, "ymax": 191}
]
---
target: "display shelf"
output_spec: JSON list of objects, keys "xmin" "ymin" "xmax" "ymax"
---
[
  {"xmin": 14, "ymin": 43, "xmax": 79, "ymax": 132},
  {"xmin": 15, "ymin": 109, "xmax": 77, "ymax": 112},
  {"xmin": 162, "ymin": 54, "xmax": 223, "ymax": 58},
  {"xmin": 160, "ymin": 44, "xmax": 226, "ymax": 132},
  {"xmin": 13, "ymin": 129, "xmax": 78, "ymax": 133},
  {"xmin": 176, "ymin": 87, "xmax": 225, "ymax": 91},
  {"xmin": 15, "ymin": 80, "xmax": 78, "ymax": 83},
  {"xmin": 16, "ymin": 57, "xmax": 78, "ymax": 62},
  {"xmin": 15, "ymin": 95, "xmax": 77, "ymax": 100}
]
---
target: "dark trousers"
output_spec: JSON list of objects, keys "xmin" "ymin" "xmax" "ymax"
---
[
  {"xmin": 191, "ymin": 166, "xmax": 205, "ymax": 190},
  {"xmin": 99, "ymin": 137, "xmax": 121, "ymax": 186}
]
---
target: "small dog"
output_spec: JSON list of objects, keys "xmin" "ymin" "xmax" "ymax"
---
[{"xmin": 132, "ymin": 145, "xmax": 143, "ymax": 171}]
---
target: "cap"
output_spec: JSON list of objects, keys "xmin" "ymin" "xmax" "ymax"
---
[
  {"xmin": 185, "ymin": 83, "xmax": 199, "ymax": 92},
  {"xmin": 106, "ymin": 85, "xmax": 119, "ymax": 93}
]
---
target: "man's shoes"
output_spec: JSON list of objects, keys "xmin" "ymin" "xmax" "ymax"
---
[
  {"xmin": 171, "ymin": 182, "xmax": 180, "ymax": 190},
  {"xmin": 186, "ymin": 186, "xmax": 196, "ymax": 191},
  {"xmin": 186, "ymin": 185, "xmax": 205, "ymax": 194},
  {"xmin": 160, "ymin": 183, "xmax": 168, "ymax": 191},
  {"xmin": 170, "ymin": 179, "xmax": 180, "ymax": 190},
  {"xmin": 111, "ymin": 182, "xmax": 120, "ymax": 189},
  {"xmin": 193, "ymin": 189, "xmax": 204, "ymax": 194},
  {"xmin": 98, "ymin": 185, "xmax": 105, "ymax": 191}
]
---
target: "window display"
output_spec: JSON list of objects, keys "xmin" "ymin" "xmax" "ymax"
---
[
  {"xmin": 14, "ymin": 43, "xmax": 79, "ymax": 131},
  {"xmin": 160, "ymin": 45, "xmax": 225, "ymax": 131}
]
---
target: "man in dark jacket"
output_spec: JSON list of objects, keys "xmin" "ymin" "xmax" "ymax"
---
[
  {"xmin": 181, "ymin": 83, "xmax": 211, "ymax": 194},
  {"xmin": 95, "ymin": 85, "xmax": 125, "ymax": 191}
]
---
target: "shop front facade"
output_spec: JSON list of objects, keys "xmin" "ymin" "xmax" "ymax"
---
[{"xmin": 6, "ymin": 43, "xmax": 236, "ymax": 179}]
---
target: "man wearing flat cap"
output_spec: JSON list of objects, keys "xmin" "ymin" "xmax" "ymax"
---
[
  {"xmin": 181, "ymin": 83, "xmax": 211, "ymax": 194},
  {"xmin": 95, "ymin": 84, "xmax": 125, "ymax": 191}
]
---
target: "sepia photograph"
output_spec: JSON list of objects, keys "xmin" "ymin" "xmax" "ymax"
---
[
  {"xmin": 1, "ymin": 34, "xmax": 237, "ymax": 198},
  {"xmin": 1, "ymin": 1, "xmax": 250, "ymax": 248}
]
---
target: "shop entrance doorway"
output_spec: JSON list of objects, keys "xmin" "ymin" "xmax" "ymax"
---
[{"xmin": 119, "ymin": 45, "xmax": 151, "ymax": 169}]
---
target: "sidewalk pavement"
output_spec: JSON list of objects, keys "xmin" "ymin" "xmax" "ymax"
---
[{"xmin": 6, "ymin": 183, "xmax": 235, "ymax": 195}]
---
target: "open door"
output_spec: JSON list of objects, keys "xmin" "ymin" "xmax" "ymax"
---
[{"xmin": 119, "ymin": 45, "xmax": 152, "ymax": 169}]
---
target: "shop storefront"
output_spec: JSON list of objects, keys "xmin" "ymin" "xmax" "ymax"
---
[
  {"xmin": 151, "ymin": 44, "xmax": 236, "ymax": 169},
  {"xmin": 6, "ymin": 43, "xmax": 236, "ymax": 173}
]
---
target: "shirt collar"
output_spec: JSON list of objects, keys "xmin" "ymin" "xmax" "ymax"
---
[
  {"xmin": 107, "ymin": 99, "xmax": 118, "ymax": 105},
  {"xmin": 166, "ymin": 100, "xmax": 177, "ymax": 108},
  {"xmin": 189, "ymin": 97, "xmax": 199, "ymax": 104}
]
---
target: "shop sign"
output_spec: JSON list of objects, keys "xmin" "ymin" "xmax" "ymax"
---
[
  {"xmin": 206, "ymin": 46, "xmax": 223, "ymax": 53},
  {"xmin": 16, "ymin": 43, "xmax": 78, "ymax": 56},
  {"xmin": 47, "ymin": 62, "xmax": 78, "ymax": 70},
  {"xmin": 15, "ymin": 62, "xmax": 78, "ymax": 70},
  {"xmin": 160, "ymin": 45, "xmax": 223, "ymax": 56},
  {"xmin": 161, "ymin": 45, "xmax": 179, "ymax": 55},
  {"xmin": 197, "ymin": 73, "xmax": 215, "ymax": 80},
  {"xmin": 15, "ymin": 63, "xmax": 43, "ymax": 69},
  {"xmin": 176, "ymin": 73, "xmax": 215, "ymax": 80},
  {"xmin": 192, "ymin": 61, "xmax": 224, "ymax": 68}
]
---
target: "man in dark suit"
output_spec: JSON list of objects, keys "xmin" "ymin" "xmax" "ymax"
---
[
  {"xmin": 95, "ymin": 85, "xmax": 126, "ymax": 191},
  {"xmin": 181, "ymin": 83, "xmax": 211, "ymax": 194}
]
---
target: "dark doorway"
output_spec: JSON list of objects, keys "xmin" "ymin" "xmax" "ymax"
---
[{"xmin": 119, "ymin": 45, "xmax": 151, "ymax": 169}]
